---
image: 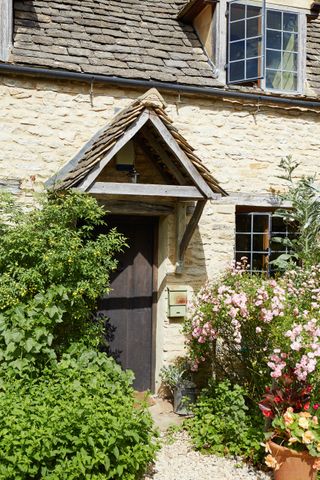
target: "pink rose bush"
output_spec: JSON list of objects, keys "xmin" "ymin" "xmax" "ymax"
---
[{"xmin": 183, "ymin": 262, "xmax": 320, "ymax": 402}]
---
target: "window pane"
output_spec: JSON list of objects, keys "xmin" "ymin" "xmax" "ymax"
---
[
  {"xmin": 283, "ymin": 52, "xmax": 297, "ymax": 71},
  {"xmin": 236, "ymin": 234, "xmax": 251, "ymax": 251},
  {"xmin": 230, "ymin": 40, "xmax": 245, "ymax": 61},
  {"xmin": 266, "ymin": 49, "xmax": 281, "ymax": 69},
  {"xmin": 246, "ymin": 57, "xmax": 259, "ymax": 78},
  {"xmin": 266, "ymin": 69, "xmax": 282, "ymax": 89},
  {"xmin": 270, "ymin": 234, "xmax": 288, "ymax": 252},
  {"xmin": 283, "ymin": 32, "xmax": 298, "ymax": 52},
  {"xmin": 236, "ymin": 214, "xmax": 251, "ymax": 232},
  {"xmin": 252, "ymin": 253, "xmax": 268, "ymax": 271},
  {"xmin": 230, "ymin": 20, "xmax": 245, "ymax": 41},
  {"xmin": 267, "ymin": 30, "xmax": 282, "ymax": 50},
  {"xmin": 247, "ymin": 5, "xmax": 261, "ymax": 18},
  {"xmin": 253, "ymin": 215, "xmax": 269, "ymax": 233},
  {"xmin": 272, "ymin": 216, "xmax": 287, "ymax": 232},
  {"xmin": 283, "ymin": 12, "xmax": 298, "ymax": 32},
  {"xmin": 247, "ymin": 17, "xmax": 260, "ymax": 38},
  {"xmin": 230, "ymin": 3, "xmax": 246, "ymax": 21},
  {"xmin": 230, "ymin": 61, "xmax": 245, "ymax": 81},
  {"xmin": 247, "ymin": 37, "xmax": 260, "ymax": 58},
  {"xmin": 282, "ymin": 71, "xmax": 297, "ymax": 91},
  {"xmin": 235, "ymin": 252, "xmax": 250, "ymax": 264},
  {"xmin": 253, "ymin": 234, "xmax": 268, "ymax": 251},
  {"xmin": 267, "ymin": 10, "xmax": 282, "ymax": 30}
]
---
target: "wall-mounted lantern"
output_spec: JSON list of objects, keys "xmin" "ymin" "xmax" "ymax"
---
[{"xmin": 167, "ymin": 286, "xmax": 188, "ymax": 318}]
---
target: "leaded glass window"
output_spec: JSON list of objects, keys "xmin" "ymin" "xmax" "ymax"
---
[
  {"xmin": 235, "ymin": 212, "xmax": 296, "ymax": 274},
  {"xmin": 227, "ymin": 1, "xmax": 301, "ymax": 93}
]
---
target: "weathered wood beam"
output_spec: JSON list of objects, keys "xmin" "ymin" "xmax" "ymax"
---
[
  {"xmin": 78, "ymin": 110, "xmax": 150, "ymax": 191},
  {"xmin": 148, "ymin": 113, "xmax": 215, "ymax": 199},
  {"xmin": 98, "ymin": 200, "xmax": 174, "ymax": 216},
  {"xmin": 141, "ymin": 128, "xmax": 186, "ymax": 185},
  {"xmin": 88, "ymin": 182, "xmax": 204, "ymax": 199},
  {"xmin": 135, "ymin": 136, "xmax": 173, "ymax": 185},
  {"xmin": 214, "ymin": 192, "xmax": 291, "ymax": 208},
  {"xmin": 176, "ymin": 200, "xmax": 207, "ymax": 274},
  {"xmin": 0, "ymin": 0, "xmax": 12, "ymax": 62}
]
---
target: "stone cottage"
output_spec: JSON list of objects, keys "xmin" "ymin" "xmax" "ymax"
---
[{"xmin": 0, "ymin": 0, "xmax": 319, "ymax": 391}]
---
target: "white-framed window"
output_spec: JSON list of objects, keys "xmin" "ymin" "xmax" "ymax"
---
[
  {"xmin": 226, "ymin": 1, "xmax": 305, "ymax": 93},
  {"xmin": 235, "ymin": 210, "xmax": 296, "ymax": 274}
]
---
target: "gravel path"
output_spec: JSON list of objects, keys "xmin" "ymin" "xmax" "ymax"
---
[{"xmin": 144, "ymin": 432, "xmax": 272, "ymax": 480}]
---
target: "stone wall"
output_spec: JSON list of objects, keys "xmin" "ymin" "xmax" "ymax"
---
[{"xmin": 0, "ymin": 74, "xmax": 319, "ymax": 384}]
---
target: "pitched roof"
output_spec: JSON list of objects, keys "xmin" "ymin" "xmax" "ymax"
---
[
  {"xmin": 10, "ymin": 0, "xmax": 221, "ymax": 88},
  {"xmin": 46, "ymin": 88, "xmax": 226, "ymax": 197},
  {"xmin": 7, "ymin": 1, "xmax": 320, "ymax": 96}
]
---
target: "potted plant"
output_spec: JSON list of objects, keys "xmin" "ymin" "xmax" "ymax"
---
[
  {"xmin": 264, "ymin": 408, "xmax": 320, "ymax": 480},
  {"xmin": 159, "ymin": 357, "xmax": 196, "ymax": 415}
]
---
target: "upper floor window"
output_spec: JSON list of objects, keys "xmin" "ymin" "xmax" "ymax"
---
[{"xmin": 227, "ymin": 1, "xmax": 302, "ymax": 93}]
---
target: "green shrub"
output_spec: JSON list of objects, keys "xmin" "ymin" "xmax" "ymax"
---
[
  {"xmin": 0, "ymin": 347, "xmax": 158, "ymax": 480},
  {"xmin": 0, "ymin": 191, "xmax": 126, "ymax": 376},
  {"xmin": 185, "ymin": 380, "xmax": 263, "ymax": 463}
]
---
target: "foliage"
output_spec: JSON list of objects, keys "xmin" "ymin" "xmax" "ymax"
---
[
  {"xmin": 0, "ymin": 192, "xmax": 157, "ymax": 479},
  {"xmin": 159, "ymin": 356, "xmax": 194, "ymax": 394},
  {"xmin": 273, "ymin": 156, "xmax": 320, "ymax": 269},
  {"xmin": 185, "ymin": 380, "xmax": 263, "ymax": 463},
  {"xmin": 183, "ymin": 262, "xmax": 320, "ymax": 404},
  {"xmin": 0, "ymin": 191, "xmax": 126, "ymax": 377},
  {"xmin": 259, "ymin": 371, "xmax": 313, "ymax": 419},
  {"xmin": 0, "ymin": 347, "xmax": 158, "ymax": 480},
  {"xmin": 264, "ymin": 409, "xmax": 320, "ymax": 471}
]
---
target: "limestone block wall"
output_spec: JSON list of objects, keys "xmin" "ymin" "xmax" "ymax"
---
[{"xmin": 0, "ymin": 75, "xmax": 319, "ymax": 381}]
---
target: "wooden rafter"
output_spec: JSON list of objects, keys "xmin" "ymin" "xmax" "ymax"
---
[
  {"xmin": 78, "ymin": 110, "xmax": 150, "ymax": 191},
  {"xmin": 148, "ymin": 112, "xmax": 216, "ymax": 199},
  {"xmin": 140, "ymin": 128, "xmax": 186, "ymax": 185}
]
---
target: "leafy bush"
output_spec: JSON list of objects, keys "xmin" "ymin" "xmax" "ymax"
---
[
  {"xmin": 185, "ymin": 380, "xmax": 263, "ymax": 463},
  {"xmin": 0, "ymin": 192, "xmax": 157, "ymax": 479},
  {"xmin": 0, "ymin": 191, "xmax": 126, "ymax": 376},
  {"xmin": 0, "ymin": 347, "xmax": 158, "ymax": 480},
  {"xmin": 274, "ymin": 156, "xmax": 320, "ymax": 269}
]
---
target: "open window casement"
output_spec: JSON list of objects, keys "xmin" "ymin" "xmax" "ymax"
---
[
  {"xmin": 226, "ymin": 0, "xmax": 304, "ymax": 93},
  {"xmin": 227, "ymin": 0, "xmax": 266, "ymax": 84}
]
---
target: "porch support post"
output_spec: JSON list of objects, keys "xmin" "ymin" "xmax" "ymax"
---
[{"xmin": 175, "ymin": 199, "xmax": 207, "ymax": 274}]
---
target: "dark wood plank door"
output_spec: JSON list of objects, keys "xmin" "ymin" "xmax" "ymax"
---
[{"xmin": 100, "ymin": 216, "xmax": 156, "ymax": 391}]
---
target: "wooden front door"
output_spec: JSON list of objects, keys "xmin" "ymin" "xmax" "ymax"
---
[{"xmin": 100, "ymin": 216, "xmax": 157, "ymax": 391}]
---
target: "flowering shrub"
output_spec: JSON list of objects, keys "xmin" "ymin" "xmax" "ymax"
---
[
  {"xmin": 264, "ymin": 409, "xmax": 320, "ymax": 470},
  {"xmin": 184, "ymin": 262, "xmax": 320, "ymax": 401}
]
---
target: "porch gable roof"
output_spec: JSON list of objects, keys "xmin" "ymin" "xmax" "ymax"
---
[{"xmin": 45, "ymin": 89, "xmax": 227, "ymax": 199}]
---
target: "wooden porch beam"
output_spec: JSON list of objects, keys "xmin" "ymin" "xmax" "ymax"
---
[
  {"xmin": 78, "ymin": 110, "xmax": 150, "ymax": 191},
  {"xmin": 98, "ymin": 200, "xmax": 174, "ymax": 216},
  {"xmin": 88, "ymin": 182, "xmax": 204, "ymax": 199},
  {"xmin": 176, "ymin": 200, "xmax": 207, "ymax": 274}
]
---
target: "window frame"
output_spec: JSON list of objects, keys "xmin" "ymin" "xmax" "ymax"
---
[
  {"xmin": 224, "ymin": 0, "xmax": 306, "ymax": 94},
  {"xmin": 235, "ymin": 210, "xmax": 296, "ymax": 275}
]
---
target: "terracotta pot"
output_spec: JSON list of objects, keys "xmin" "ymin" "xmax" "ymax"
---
[{"xmin": 268, "ymin": 440, "xmax": 317, "ymax": 480}]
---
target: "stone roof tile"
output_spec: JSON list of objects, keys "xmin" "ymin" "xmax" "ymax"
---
[
  {"xmin": 6, "ymin": 1, "xmax": 320, "ymax": 96},
  {"xmin": 10, "ymin": 0, "xmax": 220, "ymax": 87}
]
